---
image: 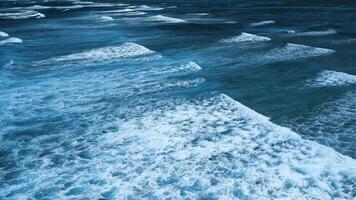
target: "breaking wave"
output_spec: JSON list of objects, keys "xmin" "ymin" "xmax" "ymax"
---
[
  {"xmin": 0, "ymin": 37, "xmax": 23, "ymax": 45},
  {"xmin": 0, "ymin": 10, "xmax": 45, "ymax": 19},
  {"xmin": 0, "ymin": 31, "xmax": 9, "ymax": 37},
  {"xmin": 306, "ymin": 70, "xmax": 356, "ymax": 87},
  {"xmin": 267, "ymin": 43, "xmax": 335, "ymax": 61},
  {"xmin": 250, "ymin": 20, "xmax": 275, "ymax": 27},
  {"xmin": 220, "ymin": 32, "xmax": 271, "ymax": 43},
  {"xmin": 37, "ymin": 42, "xmax": 156, "ymax": 67},
  {"xmin": 144, "ymin": 15, "xmax": 187, "ymax": 23},
  {"xmin": 295, "ymin": 29, "xmax": 337, "ymax": 36}
]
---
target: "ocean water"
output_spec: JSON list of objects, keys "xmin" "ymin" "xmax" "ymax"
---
[{"xmin": 0, "ymin": 0, "xmax": 355, "ymax": 199}]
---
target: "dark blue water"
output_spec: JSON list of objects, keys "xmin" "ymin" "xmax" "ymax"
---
[{"xmin": 0, "ymin": 0, "xmax": 355, "ymax": 199}]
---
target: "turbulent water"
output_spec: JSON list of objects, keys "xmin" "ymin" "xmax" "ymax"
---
[{"xmin": 0, "ymin": 0, "xmax": 356, "ymax": 199}]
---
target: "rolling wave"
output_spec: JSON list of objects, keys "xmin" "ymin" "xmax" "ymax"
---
[
  {"xmin": 143, "ymin": 15, "xmax": 187, "ymax": 23},
  {"xmin": 0, "ymin": 10, "xmax": 45, "ymax": 19},
  {"xmin": 295, "ymin": 29, "xmax": 337, "ymax": 36},
  {"xmin": 220, "ymin": 32, "xmax": 271, "ymax": 43},
  {"xmin": 36, "ymin": 42, "xmax": 156, "ymax": 67},
  {"xmin": 306, "ymin": 70, "xmax": 356, "ymax": 87},
  {"xmin": 0, "ymin": 37, "xmax": 22, "ymax": 45},
  {"xmin": 250, "ymin": 20, "xmax": 275, "ymax": 27},
  {"xmin": 0, "ymin": 31, "xmax": 9, "ymax": 37}
]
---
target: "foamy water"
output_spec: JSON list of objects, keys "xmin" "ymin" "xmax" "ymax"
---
[
  {"xmin": 220, "ymin": 32, "xmax": 271, "ymax": 43},
  {"xmin": 306, "ymin": 70, "xmax": 356, "ymax": 87}
]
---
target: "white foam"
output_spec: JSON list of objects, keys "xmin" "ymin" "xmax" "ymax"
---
[
  {"xmin": 145, "ymin": 15, "xmax": 187, "ymax": 23},
  {"xmin": 189, "ymin": 13, "xmax": 210, "ymax": 16},
  {"xmin": 38, "ymin": 42, "xmax": 156, "ymax": 66},
  {"xmin": 268, "ymin": 43, "xmax": 335, "ymax": 61},
  {"xmin": 110, "ymin": 11, "xmax": 146, "ymax": 16},
  {"xmin": 0, "ymin": 31, "xmax": 9, "ymax": 37},
  {"xmin": 250, "ymin": 20, "xmax": 275, "ymax": 27},
  {"xmin": 0, "ymin": 10, "xmax": 45, "ymax": 19},
  {"xmin": 153, "ymin": 61, "xmax": 202, "ymax": 75},
  {"xmin": 296, "ymin": 29, "xmax": 337, "ymax": 36},
  {"xmin": 102, "ymin": 8, "xmax": 135, "ymax": 13},
  {"xmin": 26, "ymin": 5, "xmax": 52, "ymax": 10},
  {"xmin": 93, "ymin": 94, "xmax": 355, "ymax": 199},
  {"xmin": 1, "ymin": 59, "xmax": 355, "ymax": 199},
  {"xmin": 306, "ymin": 70, "xmax": 356, "ymax": 87},
  {"xmin": 132, "ymin": 5, "xmax": 164, "ymax": 11},
  {"xmin": 99, "ymin": 16, "xmax": 114, "ymax": 21},
  {"xmin": 99, "ymin": 8, "xmax": 147, "ymax": 16},
  {"xmin": 220, "ymin": 32, "xmax": 271, "ymax": 43},
  {"xmin": 0, "ymin": 37, "xmax": 22, "ymax": 45}
]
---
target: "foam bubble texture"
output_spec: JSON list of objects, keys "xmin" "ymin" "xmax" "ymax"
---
[
  {"xmin": 220, "ymin": 32, "xmax": 271, "ymax": 43},
  {"xmin": 37, "ymin": 42, "xmax": 156, "ymax": 67},
  {"xmin": 1, "ymin": 92, "xmax": 354, "ymax": 199},
  {"xmin": 0, "ymin": 37, "xmax": 23, "ymax": 45},
  {"xmin": 306, "ymin": 70, "xmax": 356, "ymax": 87},
  {"xmin": 0, "ymin": 10, "xmax": 45, "ymax": 19}
]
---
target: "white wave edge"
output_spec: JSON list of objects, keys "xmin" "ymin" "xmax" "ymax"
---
[
  {"xmin": 0, "ymin": 37, "xmax": 23, "ymax": 45},
  {"xmin": 145, "ymin": 15, "xmax": 187, "ymax": 23},
  {"xmin": 0, "ymin": 31, "xmax": 9, "ymax": 37},
  {"xmin": 220, "ymin": 32, "xmax": 271, "ymax": 43},
  {"xmin": 0, "ymin": 10, "xmax": 45, "ymax": 19},
  {"xmin": 37, "ymin": 42, "xmax": 156, "ymax": 66},
  {"xmin": 250, "ymin": 20, "xmax": 275, "ymax": 27},
  {"xmin": 296, "ymin": 29, "xmax": 337, "ymax": 36},
  {"xmin": 307, "ymin": 70, "xmax": 356, "ymax": 87},
  {"xmin": 97, "ymin": 93, "xmax": 356, "ymax": 199}
]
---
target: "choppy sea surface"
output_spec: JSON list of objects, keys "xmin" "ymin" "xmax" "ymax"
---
[{"xmin": 0, "ymin": 0, "xmax": 355, "ymax": 199}]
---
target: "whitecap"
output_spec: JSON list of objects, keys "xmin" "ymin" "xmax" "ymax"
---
[
  {"xmin": 0, "ymin": 31, "xmax": 9, "ymax": 37},
  {"xmin": 152, "ymin": 61, "xmax": 202, "ymax": 75},
  {"xmin": 101, "ymin": 8, "xmax": 135, "ymax": 13},
  {"xmin": 103, "ymin": 9, "xmax": 147, "ymax": 16},
  {"xmin": 132, "ymin": 5, "xmax": 164, "ymax": 11},
  {"xmin": 0, "ymin": 37, "xmax": 23, "ymax": 45},
  {"xmin": 188, "ymin": 13, "xmax": 210, "ymax": 16},
  {"xmin": 250, "ymin": 20, "xmax": 275, "ymax": 27},
  {"xmin": 145, "ymin": 15, "xmax": 187, "ymax": 23},
  {"xmin": 220, "ymin": 32, "xmax": 271, "ymax": 43},
  {"xmin": 268, "ymin": 43, "xmax": 335, "ymax": 61},
  {"xmin": 26, "ymin": 5, "xmax": 52, "ymax": 10},
  {"xmin": 38, "ymin": 42, "xmax": 156, "ymax": 66},
  {"xmin": 0, "ymin": 10, "xmax": 45, "ymax": 19},
  {"xmin": 296, "ymin": 29, "xmax": 337, "ymax": 36},
  {"xmin": 306, "ymin": 70, "xmax": 356, "ymax": 87},
  {"xmin": 99, "ymin": 16, "xmax": 114, "ymax": 21}
]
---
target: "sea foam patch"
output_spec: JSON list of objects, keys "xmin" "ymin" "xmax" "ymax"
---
[
  {"xmin": 250, "ymin": 20, "xmax": 275, "ymax": 27},
  {"xmin": 233, "ymin": 43, "xmax": 335, "ymax": 67},
  {"xmin": 0, "ymin": 31, "xmax": 9, "ymax": 37},
  {"xmin": 130, "ymin": 5, "xmax": 164, "ymax": 11},
  {"xmin": 144, "ymin": 15, "xmax": 187, "ymax": 23},
  {"xmin": 306, "ymin": 70, "xmax": 356, "ymax": 87},
  {"xmin": 37, "ymin": 42, "xmax": 156, "ymax": 66},
  {"xmin": 2, "ymin": 91, "xmax": 355, "ymax": 199},
  {"xmin": 0, "ymin": 37, "xmax": 23, "ymax": 45},
  {"xmin": 0, "ymin": 10, "xmax": 45, "ymax": 19},
  {"xmin": 267, "ymin": 43, "xmax": 335, "ymax": 61},
  {"xmin": 295, "ymin": 29, "xmax": 337, "ymax": 36},
  {"xmin": 220, "ymin": 32, "xmax": 271, "ymax": 43},
  {"xmin": 99, "ymin": 15, "xmax": 114, "ymax": 21}
]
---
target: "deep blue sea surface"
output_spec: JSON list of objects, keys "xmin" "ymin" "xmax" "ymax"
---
[{"xmin": 0, "ymin": 0, "xmax": 355, "ymax": 199}]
